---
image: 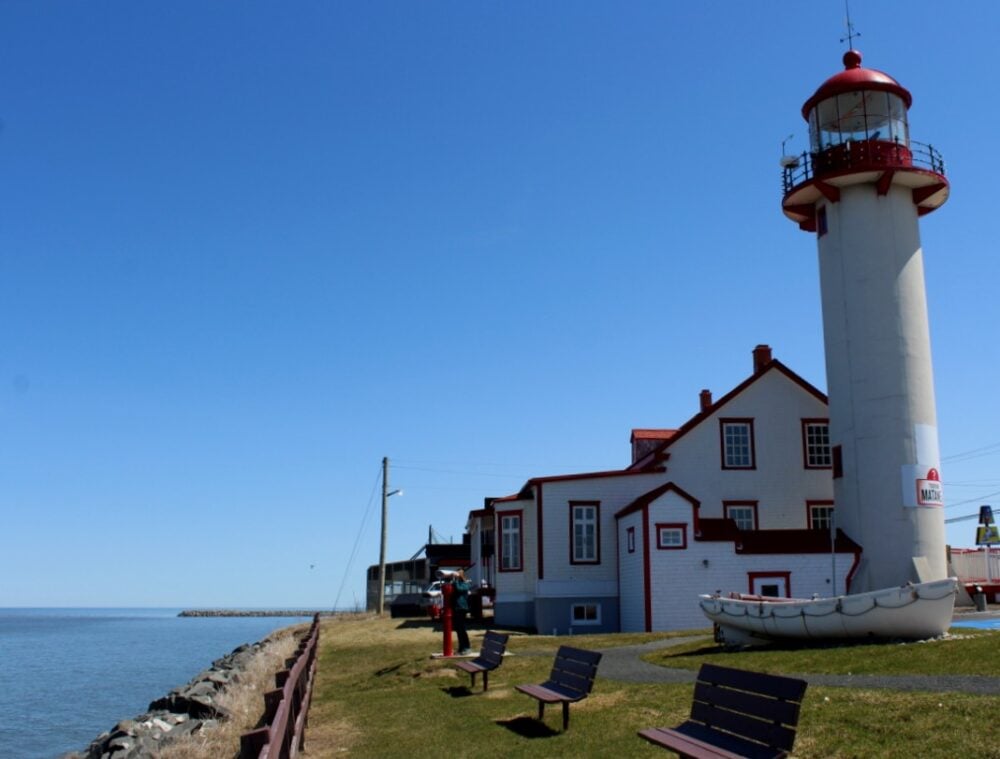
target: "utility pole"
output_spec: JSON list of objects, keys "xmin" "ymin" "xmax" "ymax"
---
[{"xmin": 378, "ymin": 456, "xmax": 389, "ymax": 615}]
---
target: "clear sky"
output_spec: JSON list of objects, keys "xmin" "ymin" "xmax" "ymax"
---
[{"xmin": 2, "ymin": 2, "xmax": 998, "ymax": 608}]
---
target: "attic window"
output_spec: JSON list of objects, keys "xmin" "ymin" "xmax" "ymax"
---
[{"xmin": 720, "ymin": 419, "xmax": 756, "ymax": 469}]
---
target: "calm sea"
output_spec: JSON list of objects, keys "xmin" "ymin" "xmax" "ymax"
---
[{"xmin": 0, "ymin": 608, "xmax": 313, "ymax": 759}]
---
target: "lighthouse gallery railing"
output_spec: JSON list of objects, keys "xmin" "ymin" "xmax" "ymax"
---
[{"xmin": 782, "ymin": 139, "xmax": 945, "ymax": 195}]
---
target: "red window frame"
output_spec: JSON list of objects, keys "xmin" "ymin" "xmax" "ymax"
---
[
  {"xmin": 802, "ymin": 418, "xmax": 832, "ymax": 469},
  {"xmin": 719, "ymin": 418, "xmax": 757, "ymax": 470},
  {"xmin": 655, "ymin": 522, "xmax": 687, "ymax": 550},
  {"xmin": 723, "ymin": 500, "xmax": 759, "ymax": 531},
  {"xmin": 807, "ymin": 500, "xmax": 835, "ymax": 531},
  {"xmin": 569, "ymin": 501, "xmax": 601, "ymax": 565},
  {"xmin": 497, "ymin": 509, "xmax": 523, "ymax": 572}
]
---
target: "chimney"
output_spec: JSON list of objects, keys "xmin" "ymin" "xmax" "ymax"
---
[
  {"xmin": 699, "ymin": 389, "xmax": 713, "ymax": 412},
  {"xmin": 753, "ymin": 344, "xmax": 773, "ymax": 373}
]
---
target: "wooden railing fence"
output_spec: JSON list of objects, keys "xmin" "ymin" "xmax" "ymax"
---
[{"xmin": 239, "ymin": 613, "xmax": 320, "ymax": 759}]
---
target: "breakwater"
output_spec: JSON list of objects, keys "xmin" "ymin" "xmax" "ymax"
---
[{"xmin": 178, "ymin": 609, "xmax": 338, "ymax": 617}]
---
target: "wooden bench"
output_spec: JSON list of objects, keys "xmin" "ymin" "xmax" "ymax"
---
[
  {"xmin": 638, "ymin": 663, "xmax": 807, "ymax": 758},
  {"xmin": 452, "ymin": 630, "xmax": 510, "ymax": 691},
  {"xmin": 515, "ymin": 645, "xmax": 602, "ymax": 731}
]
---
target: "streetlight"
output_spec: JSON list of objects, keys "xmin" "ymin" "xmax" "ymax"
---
[{"xmin": 377, "ymin": 456, "xmax": 404, "ymax": 614}]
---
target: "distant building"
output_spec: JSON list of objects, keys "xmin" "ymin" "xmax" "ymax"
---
[
  {"xmin": 486, "ymin": 346, "xmax": 859, "ymax": 634},
  {"xmin": 366, "ymin": 538, "xmax": 470, "ymax": 611}
]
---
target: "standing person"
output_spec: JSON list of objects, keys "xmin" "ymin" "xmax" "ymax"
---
[{"xmin": 449, "ymin": 569, "xmax": 472, "ymax": 655}]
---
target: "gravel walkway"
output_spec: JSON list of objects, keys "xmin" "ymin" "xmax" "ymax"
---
[{"xmin": 594, "ymin": 635, "xmax": 1000, "ymax": 695}]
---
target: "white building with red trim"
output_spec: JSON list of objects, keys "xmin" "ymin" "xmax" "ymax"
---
[{"xmin": 488, "ymin": 346, "xmax": 860, "ymax": 634}]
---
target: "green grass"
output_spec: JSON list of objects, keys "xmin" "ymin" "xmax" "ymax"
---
[
  {"xmin": 645, "ymin": 628, "xmax": 1000, "ymax": 676},
  {"xmin": 303, "ymin": 617, "xmax": 1000, "ymax": 758}
]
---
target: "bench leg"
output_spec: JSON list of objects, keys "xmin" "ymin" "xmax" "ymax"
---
[
  {"xmin": 538, "ymin": 702, "xmax": 545, "ymax": 722},
  {"xmin": 562, "ymin": 701, "xmax": 569, "ymax": 731},
  {"xmin": 469, "ymin": 672, "xmax": 477, "ymax": 690},
  {"xmin": 483, "ymin": 671, "xmax": 489, "ymax": 692}
]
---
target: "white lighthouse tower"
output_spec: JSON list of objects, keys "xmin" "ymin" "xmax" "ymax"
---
[{"xmin": 782, "ymin": 50, "xmax": 949, "ymax": 593}]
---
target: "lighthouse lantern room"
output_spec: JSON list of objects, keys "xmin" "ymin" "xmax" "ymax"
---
[{"xmin": 782, "ymin": 50, "xmax": 949, "ymax": 594}]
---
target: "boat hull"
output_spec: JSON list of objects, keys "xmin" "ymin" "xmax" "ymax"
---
[{"xmin": 699, "ymin": 578, "xmax": 958, "ymax": 646}]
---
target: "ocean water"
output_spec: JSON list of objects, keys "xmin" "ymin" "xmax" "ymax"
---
[{"xmin": 0, "ymin": 608, "xmax": 312, "ymax": 759}]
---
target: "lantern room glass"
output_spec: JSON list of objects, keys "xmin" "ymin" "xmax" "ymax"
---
[{"xmin": 808, "ymin": 91, "xmax": 909, "ymax": 152}]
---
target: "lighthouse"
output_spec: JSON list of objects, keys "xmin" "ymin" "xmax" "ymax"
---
[{"xmin": 781, "ymin": 50, "xmax": 949, "ymax": 593}]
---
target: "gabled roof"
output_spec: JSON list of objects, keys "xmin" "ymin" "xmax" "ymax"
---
[
  {"xmin": 615, "ymin": 481, "xmax": 700, "ymax": 519},
  {"xmin": 514, "ymin": 466, "xmax": 665, "ymax": 499},
  {"xmin": 627, "ymin": 358, "xmax": 827, "ymax": 471}
]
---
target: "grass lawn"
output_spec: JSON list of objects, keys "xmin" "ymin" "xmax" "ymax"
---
[
  {"xmin": 645, "ymin": 627, "xmax": 1000, "ymax": 676},
  {"xmin": 302, "ymin": 615, "xmax": 1000, "ymax": 758}
]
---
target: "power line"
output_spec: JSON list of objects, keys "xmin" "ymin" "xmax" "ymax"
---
[
  {"xmin": 943, "ymin": 440, "xmax": 1000, "ymax": 464},
  {"xmin": 333, "ymin": 463, "xmax": 383, "ymax": 611},
  {"xmin": 945, "ymin": 489, "xmax": 1000, "ymax": 510}
]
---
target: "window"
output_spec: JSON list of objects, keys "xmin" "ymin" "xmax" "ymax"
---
[
  {"xmin": 571, "ymin": 603, "xmax": 601, "ymax": 626},
  {"xmin": 498, "ymin": 511, "xmax": 522, "ymax": 572},
  {"xmin": 724, "ymin": 501, "xmax": 758, "ymax": 531},
  {"xmin": 748, "ymin": 572, "xmax": 791, "ymax": 598},
  {"xmin": 570, "ymin": 502, "xmax": 600, "ymax": 564},
  {"xmin": 656, "ymin": 523, "xmax": 687, "ymax": 550},
  {"xmin": 626, "ymin": 526, "xmax": 635, "ymax": 554},
  {"xmin": 720, "ymin": 419, "xmax": 756, "ymax": 469},
  {"xmin": 802, "ymin": 419, "xmax": 832, "ymax": 468},
  {"xmin": 808, "ymin": 501, "xmax": 835, "ymax": 531}
]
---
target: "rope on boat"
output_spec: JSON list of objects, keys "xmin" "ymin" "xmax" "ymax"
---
[{"xmin": 704, "ymin": 583, "xmax": 957, "ymax": 619}]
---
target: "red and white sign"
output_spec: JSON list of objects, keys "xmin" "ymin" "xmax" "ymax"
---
[{"xmin": 916, "ymin": 468, "xmax": 943, "ymax": 507}]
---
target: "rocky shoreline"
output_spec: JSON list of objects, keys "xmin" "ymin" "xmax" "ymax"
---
[{"xmin": 67, "ymin": 640, "xmax": 269, "ymax": 759}]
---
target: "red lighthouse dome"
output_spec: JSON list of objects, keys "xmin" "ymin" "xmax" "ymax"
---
[{"xmin": 781, "ymin": 50, "xmax": 948, "ymax": 232}]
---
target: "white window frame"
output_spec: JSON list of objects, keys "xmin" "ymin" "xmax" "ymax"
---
[
  {"xmin": 803, "ymin": 420, "xmax": 832, "ymax": 468},
  {"xmin": 656, "ymin": 523, "xmax": 687, "ymax": 550},
  {"xmin": 499, "ymin": 512, "xmax": 522, "ymax": 572},
  {"xmin": 809, "ymin": 503, "xmax": 834, "ymax": 531},
  {"xmin": 724, "ymin": 502, "xmax": 758, "ymax": 531},
  {"xmin": 570, "ymin": 603, "xmax": 602, "ymax": 626},
  {"xmin": 570, "ymin": 502, "xmax": 599, "ymax": 564},
  {"xmin": 721, "ymin": 419, "xmax": 755, "ymax": 469}
]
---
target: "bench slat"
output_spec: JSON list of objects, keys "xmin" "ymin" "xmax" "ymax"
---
[
  {"xmin": 698, "ymin": 663, "xmax": 808, "ymax": 703},
  {"xmin": 516, "ymin": 646, "xmax": 601, "ymax": 730},
  {"xmin": 693, "ymin": 682, "xmax": 802, "ymax": 726},
  {"xmin": 640, "ymin": 664, "xmax": 806, "ymax": 757},
  {"xmin": 690, "ymin": 701, "xmax": 797, "ymax": 752},
  {"xmin": 641, "ymin": 724, "xmax": 789, "ymax": 759}
]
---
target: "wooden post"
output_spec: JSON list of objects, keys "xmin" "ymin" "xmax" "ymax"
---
[{"xmin": 378, "ymin": 456, "xmax": 389, "ymax": 614}]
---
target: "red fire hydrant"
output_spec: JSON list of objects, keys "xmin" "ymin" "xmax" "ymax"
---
[{"xmin": 441, "ymin": 581, "xmax": 454, "ymax": 657}]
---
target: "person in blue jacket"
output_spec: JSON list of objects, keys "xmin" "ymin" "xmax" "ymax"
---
[{"xmin": 448, "ymin": 569, "xmax": 472, "ymax": 655}]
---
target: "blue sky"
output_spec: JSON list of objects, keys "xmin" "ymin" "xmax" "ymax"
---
[{"xmin": 2, "ymin": 2, "xmax": 998, "ymax": 607}]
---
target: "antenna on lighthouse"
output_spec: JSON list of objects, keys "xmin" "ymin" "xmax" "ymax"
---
[{"xmin": 840, "ymin": 0, "xmax": 861, "ymax": 49}]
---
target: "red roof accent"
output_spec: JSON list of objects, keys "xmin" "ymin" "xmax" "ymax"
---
[
  {"xmin": 615, "ymin": 481, "xmax": 700, "ymax": 520},
  {"xmin": 517, "ymin": 466, "xmax": 665, "ymax": 498},
  {"xmin": 696, "ymin": 519, "xmax": 861, "ymax": 555},
  {"xmin": 630, "ymin": 429, "xmax": 677, "ymax": 442},
  {"xmin": 802, "ymin": 50, "xmax": 912, "ymax": 120},
  {"xmin": 489, "ymin": 493, "xmax": 525, "ymax": 504},
  {"xmin": 627, "ymin": 357, "xmax": 827, "ymax": 471}
]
